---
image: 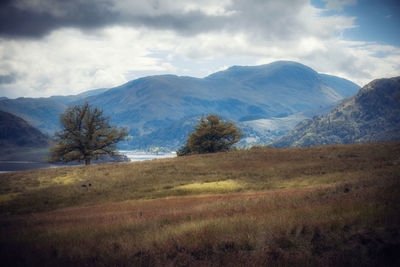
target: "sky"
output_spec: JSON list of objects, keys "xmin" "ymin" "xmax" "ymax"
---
[{"xmin": 0, "ymin": 0, "xmax": 399, "ymax": 98}]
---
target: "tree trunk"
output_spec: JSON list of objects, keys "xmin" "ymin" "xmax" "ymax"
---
[{"xmin": 85, "ymin": 158, "xmax": 91, "ymax": 165}]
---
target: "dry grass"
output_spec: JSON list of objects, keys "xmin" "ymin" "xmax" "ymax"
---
[{"xmin": 0, "ymin": 142, "xmax": 400, "ymax": 266}]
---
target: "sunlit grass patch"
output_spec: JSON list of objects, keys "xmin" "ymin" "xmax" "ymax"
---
[
  {"xmin": 38, "ymin": 172, "xmax": 81, "ymax": 187},
  {"xmin": 173, "ymin": 179, "xmax": 244, "ymax": 194}
]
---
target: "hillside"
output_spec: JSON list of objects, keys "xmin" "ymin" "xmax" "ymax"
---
[
  {"xmin": 0, "ymin": 61, "xmax": 360, "ymax": 149},
  {"xmin": 0, "ymin": 143, "xmax": 399, "ymax": 266},
  {"xmin": 0, "ymin": 111, "xmax": 52, "ymax": 170},
  {"xmin": 274, "ymin": 76, "xmax": 400, "ymax": 147},
  {"xmin": 0, "ymin": 110, "xmax": 49, "ymax": 149}
]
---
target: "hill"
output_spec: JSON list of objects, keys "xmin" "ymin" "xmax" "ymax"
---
[
  {"xmin": 0, "ymin": 111, "xmax": 53, "ymax": 171},
  {"xmin": 273, "ymin": 76, "xmax": 400, "ymax": 147},
  {"xmin": 0, "ymin": 142, "xmax": 399, "ymax": 266},
  {"xmin": 0, "ymin": 61, "xmax": 359, "ymax": 149},
  {"xmin": 0, "ymin": 110, "xmax": 49, "ymax": 149}
]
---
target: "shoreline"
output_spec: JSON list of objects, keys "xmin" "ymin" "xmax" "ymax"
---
[{"xmin": 0, "ymin": 151, "xmax": 177, "ymax": 172}]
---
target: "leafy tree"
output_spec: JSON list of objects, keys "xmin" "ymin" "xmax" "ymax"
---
[
  {"xmin": 178, "ymin": 114, "xmax": 242, "ymax": 156},
  {"xmin": 49, "ymin": 102, "xmax": 128, "ymax": 165}
]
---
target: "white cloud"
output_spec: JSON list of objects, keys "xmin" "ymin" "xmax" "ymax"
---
[{"xmin": 0, "ymin": 27, "xmax": 177, "ymax": 98}]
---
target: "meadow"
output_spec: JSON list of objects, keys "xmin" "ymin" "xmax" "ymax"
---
[{"xmin": 1, "ymin": 142, "xmax": 400, "ymax": 266}]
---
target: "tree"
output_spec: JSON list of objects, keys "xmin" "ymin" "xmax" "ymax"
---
[
  {"xmin": 177, "ymin": 114, "xmax": 242, "ymax": 156},
  {"xmin": 49, "ymin": 102, "xmax": 128, "ymax": 165}
]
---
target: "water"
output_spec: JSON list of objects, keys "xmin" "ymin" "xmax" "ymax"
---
[
  {"xmin": 0, "ymin": 161, "xmax": 61, "ymax": 172},
  {"xmin": 0, "ymin": 151, "xmax": 177, "ymax": 173},
  {"xmin": 119, "ymin": 151, "xmax": 176, "ymax": 161}
]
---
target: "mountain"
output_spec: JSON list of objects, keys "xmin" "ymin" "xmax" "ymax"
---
[
  {"xmin": 84, "ymin": 61, "xmax": 359, "ymax": 149},
  {"xmin": 0, "ymin": 110, "xmax": 49, "ymax": 149},
  {"xmin": 0, "ymin": 61, "xmax": 360, "ymax": 150},
  {"xmin": 273, "ymin": 76, "xmax": 400, "ymax": 147}
]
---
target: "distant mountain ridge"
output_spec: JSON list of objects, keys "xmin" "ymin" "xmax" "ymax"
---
[
  {"xmin": 0, "ymin": 88, "xmax": 108, "ymax": 134},
  {"xmin": 273, "ymin": 76, "xmax": 400, "ymax": 147},
  {"xmin": 0, "ymin": 61, "xmax": 360, "ymax": 150}
]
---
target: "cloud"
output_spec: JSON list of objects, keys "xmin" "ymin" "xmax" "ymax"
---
[
  {"xmin": 1, "ymin": 0, "xmax": 355, "ymax": 39},
  {"xmin": 0, "ymin": 0, "xmax": 113, "ymax": 38},
  {"xmin": 0, "ymin": 27, "xmax": 177, "ymax": 98},
  {"xmin": 0, "ymin": 0, "xmax": 234, "ymax": 38}
]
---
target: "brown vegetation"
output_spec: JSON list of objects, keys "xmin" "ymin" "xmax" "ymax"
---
[{"xmin": 1, "ymin": 142, "xmax": 400, "ymax": 266}]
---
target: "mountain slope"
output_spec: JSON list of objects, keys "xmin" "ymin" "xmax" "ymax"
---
[
  {"xmin": 49, "ymin": 88, "xmax": 109, "ymax": 105},
  {"xmin": 0, "ymin": 111, "xmax": 49, "ymax": 149},
  {"xmin": 318, "ymin": 74, "xmax": 360, "ymax": 98},
  {"xmin": 273, "ymin": 76, "xmax": 400, "ymax": 147},
  {"xmin": 0, "ymin": 97, "xmax": 67, "ymax": 135}
]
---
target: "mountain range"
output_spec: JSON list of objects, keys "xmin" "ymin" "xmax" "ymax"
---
[
  {"xmin": 273, "ymin": 76, "xmax": 400, "ymax": 147},
  {"xmin": 0, "ymin": 61, "xmax": 360, "ymax": 150}
]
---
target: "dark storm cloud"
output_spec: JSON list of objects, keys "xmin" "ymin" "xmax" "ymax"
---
[
  {"xmin": 0, "ymin": 0, "xmax": 224, "ymax": 38},
  {"xmin": 0, "ymin": 0, "xmax": 117, "ymax": 38},
  {"xmin": 0, "ymin": 1, "xmax": 53, "ymax": 38}
]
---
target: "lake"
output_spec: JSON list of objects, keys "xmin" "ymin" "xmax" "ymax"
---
[{"xmin": 0, "ymin": 151, "xmax": 177, "ymax": 173}]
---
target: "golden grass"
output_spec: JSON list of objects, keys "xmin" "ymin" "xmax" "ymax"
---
[{"xmin": 0, "ymin": 142, "xmax": 399, "ymax": 266}]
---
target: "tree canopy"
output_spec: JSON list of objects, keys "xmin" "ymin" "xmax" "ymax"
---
[
  {"xmin": 178, "ymin": 114, "xmax": 242, "ymax": 156},
  {"xmin": 49, "ymin": 102, "xmax": 127, "ymax": 165}
]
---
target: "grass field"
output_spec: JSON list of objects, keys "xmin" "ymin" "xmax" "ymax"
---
[{"xmin": 1, "ymin": 142, "xmax": 400, "ymax": 266}]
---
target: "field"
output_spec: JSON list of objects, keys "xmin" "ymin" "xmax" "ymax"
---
[{"xmin": 1, "ymin": 142, "xmax": 400, "ymax": 266}]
